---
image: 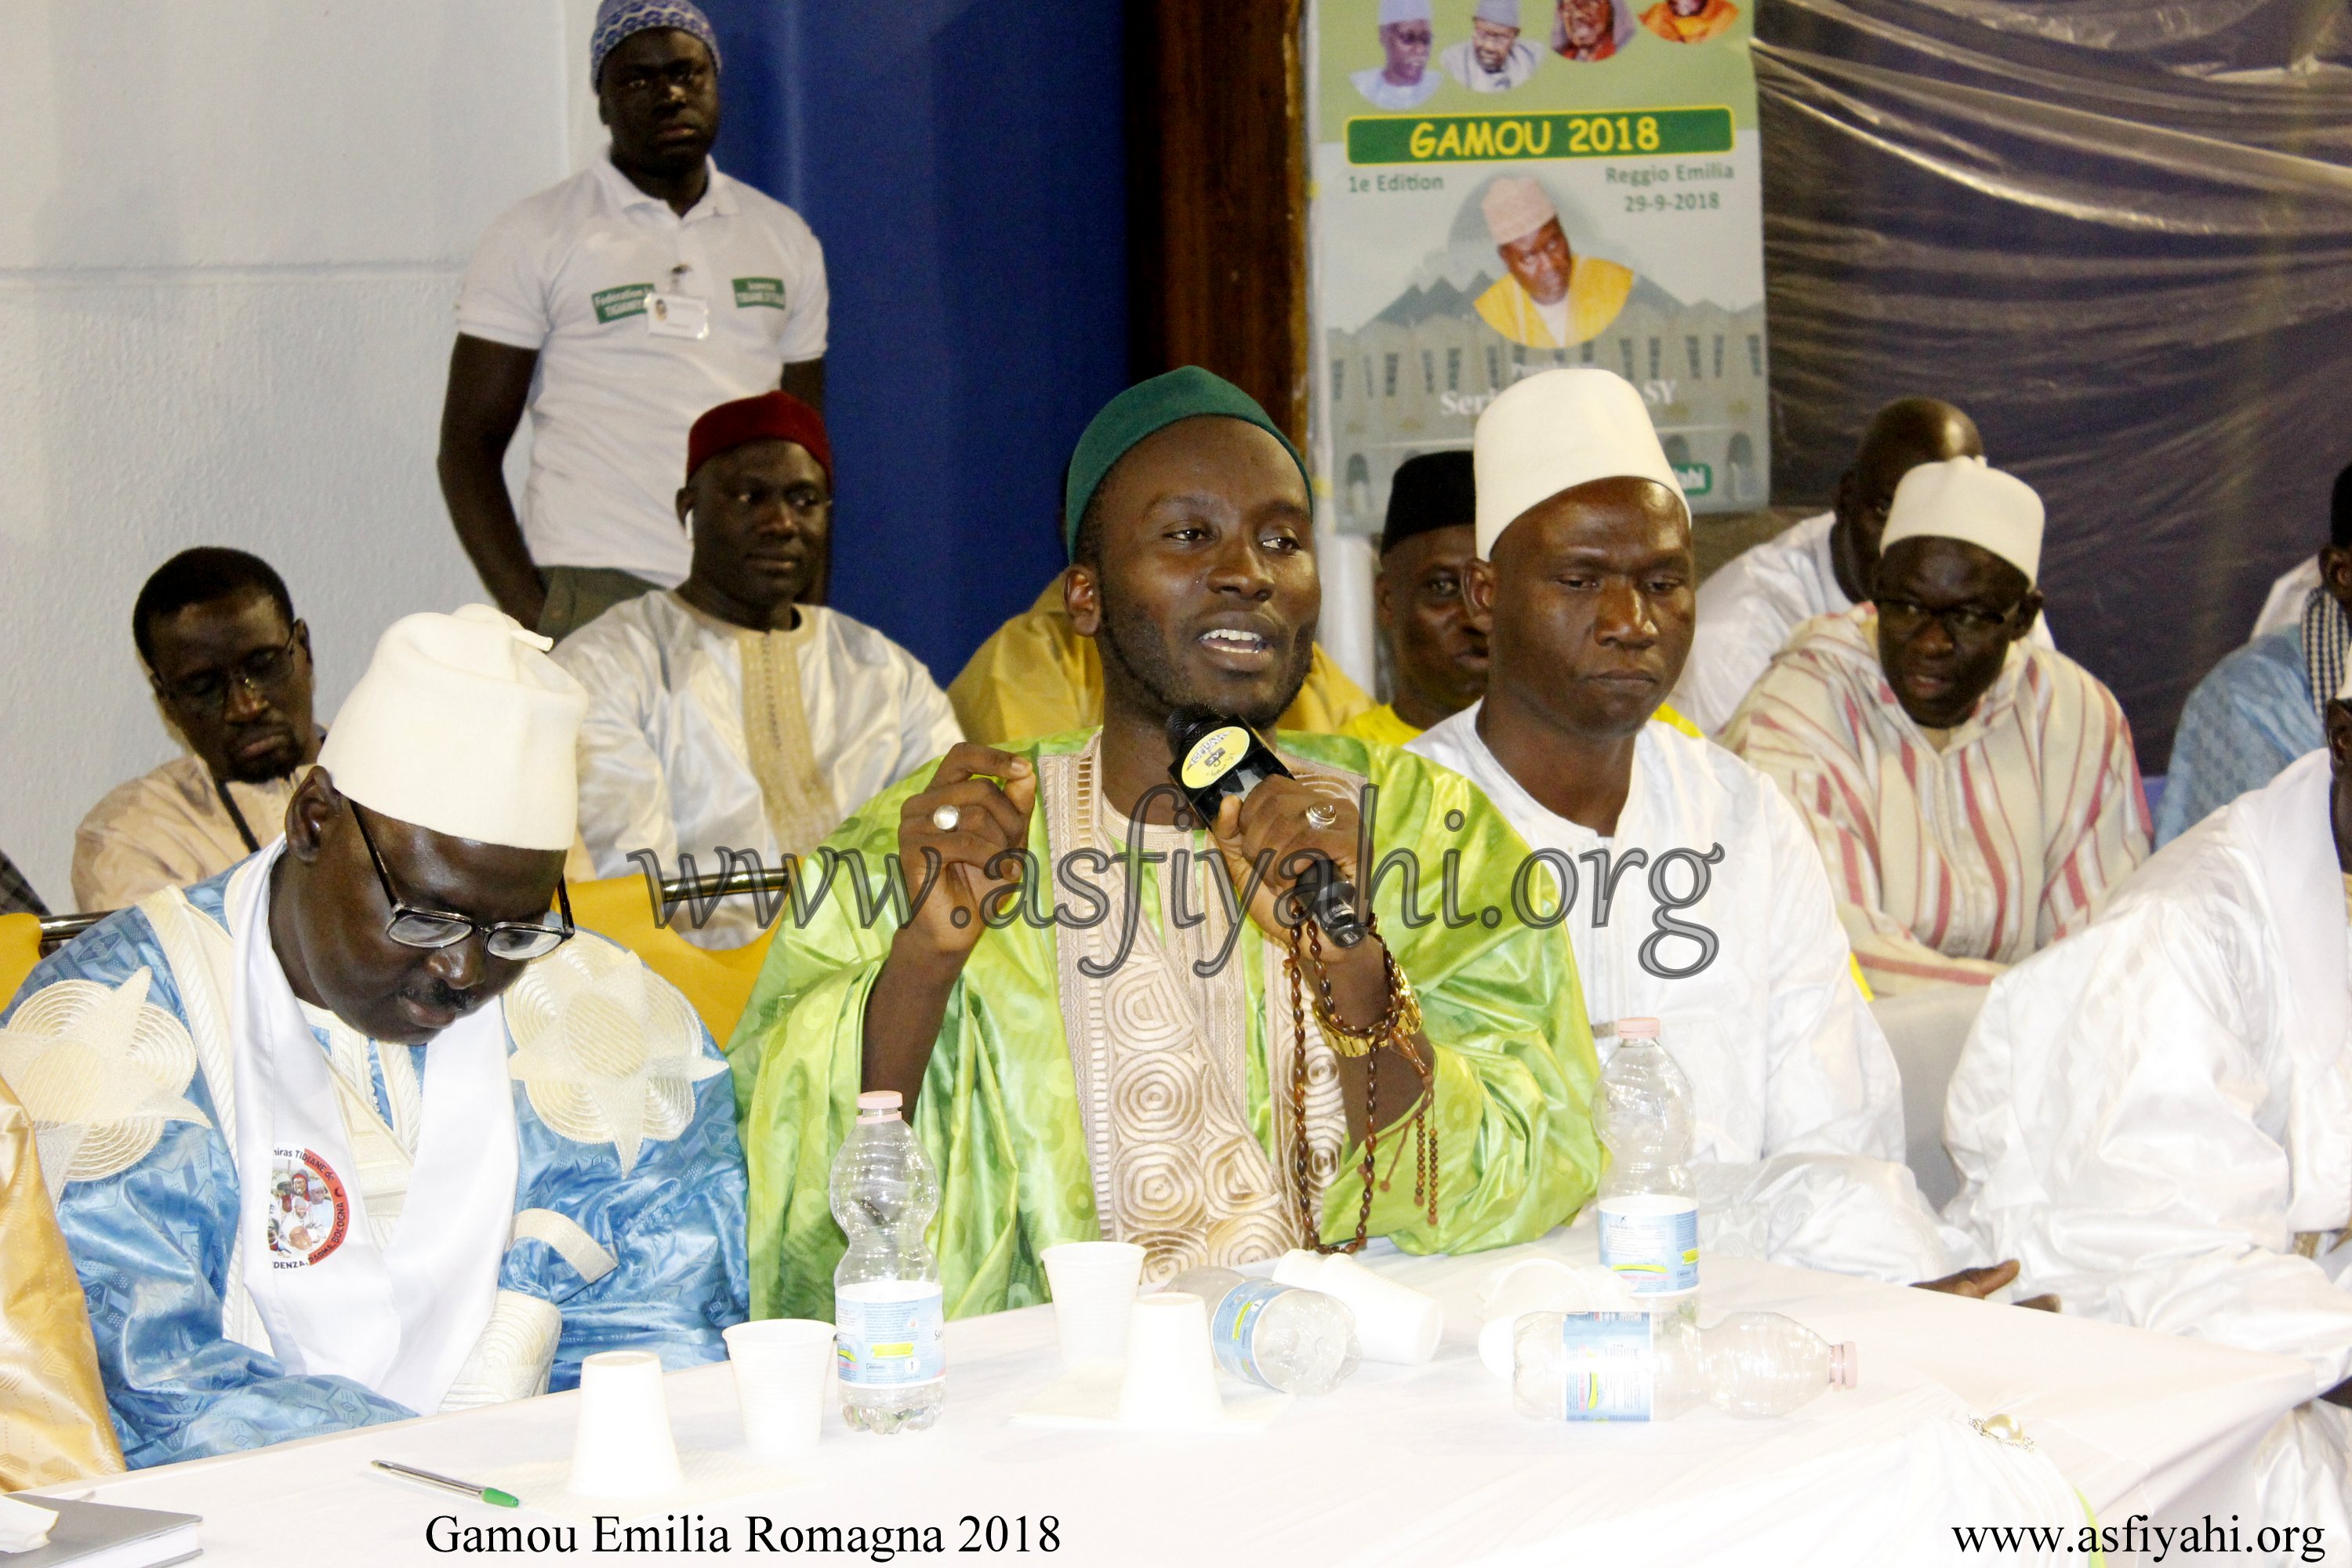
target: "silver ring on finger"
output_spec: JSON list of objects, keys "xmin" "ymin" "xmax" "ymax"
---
[
  {"xmin": 1304, "ymin": 803, "xmax": 1339, "ymax": 829},
  {"xmin": 931, "ymin": 804, "xmax": 963, "ymax": 833}
]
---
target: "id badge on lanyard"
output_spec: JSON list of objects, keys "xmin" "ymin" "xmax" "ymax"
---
[
  {"xmin": 647, "ymin": 292, "xmax": 710, "ymax": 340},
  {"xmin": 648, "ymin": 261, "xmax": 709, "ymax": 339}
]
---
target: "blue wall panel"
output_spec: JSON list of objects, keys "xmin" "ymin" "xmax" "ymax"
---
[{"xmin": 696, "ymin": 0, "xmax": 1131, "ymax": 688}]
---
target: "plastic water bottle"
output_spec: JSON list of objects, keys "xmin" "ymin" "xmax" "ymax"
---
[
  {"xmin": 1593, "ymin": 1018, "xmax": 1699, "ymax": 1318},
  {"xmin": 1170, "ymin": 1267, "xmax": 1362, "ymax": 1396},
  {"xmin": 1512, "ymin": 1310, "xmax": 1857, "ymax": 1421},
  {"xmin": 830, "ymin": 1090, "xmax": 945, "ymax": 1433}
]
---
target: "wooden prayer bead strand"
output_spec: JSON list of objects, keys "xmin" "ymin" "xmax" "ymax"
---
[
  {"xmin": 1300, "ymin": 918, "xmax": 1418, "ymax": 1058},
  {"xmin": 1298, "ymin": 915, "xmax": 1439, "ymax": 1235},
  {"xmin": 1285, "ymin": 923, "xmax": 1376, "ymax": 1256},
  {"xmin": 1392, "ymin": 1032, "xmax": 1439, "ymax": 1228},
  {"xmin": 1411, "ymin": 1105, "xmax": 1430, "ymax": 1222},
  {"xmin": 1283, "ymin": 935, "xmax": 1320, "ymax": 1250},
  {"xmin": 1354, "ymin": 1047, "xmax": 1380, "ymax": 1254},
  {"xmin": 1298, "ymin": 921, "xmax": 1403, "ymax": 1256}
]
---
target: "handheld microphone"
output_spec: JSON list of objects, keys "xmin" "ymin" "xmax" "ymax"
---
[{"xmin": 1165, "ymin": 706, "xmax": 1366, "ymax": 948}]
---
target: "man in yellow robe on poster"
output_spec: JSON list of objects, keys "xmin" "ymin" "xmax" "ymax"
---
[
  {"xmin": 1473, "ymin": 177, "xmax": 1635, "ymax": 351},
  {"xmin": 1641, "ymin": 0, "xmax": 1740, "ymax": 44}
]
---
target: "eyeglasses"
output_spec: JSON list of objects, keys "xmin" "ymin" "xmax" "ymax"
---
[
  {"xmin": 347, "ymin": 800, "xmax": 574, "ymax": 962},
  {"xmin": 1876, "ymin": 597, "xmax": 2016, "ymax": 638},
  {"xmin": 162, "ymin": 630, "xmax": 303, "ymax": 713}
]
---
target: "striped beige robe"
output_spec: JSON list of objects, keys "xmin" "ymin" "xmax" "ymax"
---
[{"xmin": 1723, "ymin": 605, "xmax": 2151, "ymax": 996}]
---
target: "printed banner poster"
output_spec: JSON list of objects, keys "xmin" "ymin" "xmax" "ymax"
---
[{"xmin": 1308, "ymin": 0, "xmax": 1767, "ymax": 535}]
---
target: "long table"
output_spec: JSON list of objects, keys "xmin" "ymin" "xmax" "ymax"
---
[{"xmin": 65, "ymin": 1229, "xmax": 2314, "ymax": 1565}]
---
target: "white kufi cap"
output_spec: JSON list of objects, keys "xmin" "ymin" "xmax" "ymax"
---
[
  {"xmin": 1480, "ymin": 176, "xmax": 1558, "ymax": 248},
  {"xmin": 1878, "ymin": 456, "xmax": 2045, "ymax": 586},
  {"xmin": 1379, "ymin": 0, "xmax": 1433, "ymax": 22},
  {"xmin": 1472, "ymin": 368, "xmax": 1686, "ymax": 558},
  {"xmin": 1475, "ymin": 0, "xmax": 1523, "ymax": 24},
  {"xmin": 318, "ymin": 605, "xmax": 588, "ymax": 851}
]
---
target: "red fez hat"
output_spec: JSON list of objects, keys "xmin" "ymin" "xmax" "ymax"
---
[{"xmin": 686, "ymin": 391, "xmax": 832, "ymax": 484}]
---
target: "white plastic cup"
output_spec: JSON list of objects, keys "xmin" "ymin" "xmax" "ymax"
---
[
  {"xmin": 1277, "ymin": 1250, "xmax": 1443, "ymax": 1365},
  {"xmin": 568, "ymin": 1350, "xmax": 685, "ymax": 1498},
  {"xmin": 1115, "ymin": 1292, "xmax": 1226, "ymax": 1430},
  {"xmin": 1270, "ymin": 1250, "xmax": 1326, "ymax": 1290},
  {"xmin": 724, "ymin": 1318, "xmax": 836, "ymax": 1461},
  {"xmin": 1041, "ymin": 1240, "xmax": 1147, "ymax": 1366}
]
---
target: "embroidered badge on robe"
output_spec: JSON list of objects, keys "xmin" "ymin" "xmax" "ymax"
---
[
  {"xmin": 265, "ymin": 1147, "xmax": 351, "ymax": 1267},
  {"xmin": 503, "ymin": 939, "xmax": 720, "ymax": 1174},
  {"xmin": 0, "ymin": 967, "xmax": 209, "ymax": 1201}
]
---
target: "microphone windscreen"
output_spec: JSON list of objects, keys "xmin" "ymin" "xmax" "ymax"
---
[{"xmin": 1164, "ymin": 705, "xmax": 1225, "ymax": 761}]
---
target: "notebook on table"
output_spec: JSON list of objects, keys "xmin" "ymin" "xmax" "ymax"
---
[{"xmin": 2, "ymin": 1497, "xmax": 200, "ymax": 1568}]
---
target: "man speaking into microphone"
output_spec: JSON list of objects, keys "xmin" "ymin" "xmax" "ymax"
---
[{"xmin": 730, "ymin": 368, "xmax": 1603, "ymax": 1319}]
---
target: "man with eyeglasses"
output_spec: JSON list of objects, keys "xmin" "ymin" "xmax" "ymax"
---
[
  {"xmin": 1352, "ymin": 0, "xmax": 1441, "ymax": 109},
  {"xmin": 440, "ymin": 0, "xmax": 828, "ymax": 642},
  {"xmin": 1726, "ymin": 459, "xmax": 2151, "ymax": 995},
  {"xmin": 73, "ymin": 548, "xmax": 324, "ymax": 913},
  {"xmin": 554, "ymin": 392, "xmax": 960, "ymax": 947},
  {"xmin": 1, "ymin": 607, "xmax": 749, "ymax": 1466},
  {"xmin": 1671, "ymin": 397, "xmax": 2059, "ymax": 735},
  {"xmin": 1472, "ymin": 176, "xmax": 1635, "ymax": 353},
  {"xmin": 1441, "ymin": 0, "xmax": 1540, "ymax": 91}
]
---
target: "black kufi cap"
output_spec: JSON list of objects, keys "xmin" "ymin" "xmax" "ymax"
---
[{"xmin": 1381, "ymin": 450, "xmax": 1476, "ymax": 556}]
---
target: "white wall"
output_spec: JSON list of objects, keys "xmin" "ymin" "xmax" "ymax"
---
[{"xmin": 0, "ymin": 2, "xmax": 594, "ymax": 906}]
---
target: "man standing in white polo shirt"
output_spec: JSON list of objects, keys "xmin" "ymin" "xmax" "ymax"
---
[{"xmin": 439, "ymin": 0, "xmax": 829, "ymax": 641}]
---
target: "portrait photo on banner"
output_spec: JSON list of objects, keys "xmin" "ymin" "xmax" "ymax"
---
[
  {"xmin": 1308, "ymin": 0, "xmax": 1769, "ymax": 539},
  {"xmin": 1552, "ymin": 0, "xmax": 1637, "ymax": 64}
]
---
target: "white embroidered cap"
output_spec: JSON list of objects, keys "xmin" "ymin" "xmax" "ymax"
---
[
  {"xmin": 318, "ymin": 604, "xmax": 588, "ymax": 851},
  {"xmin": 1480, "ymin": 176, "xmax": 1558, "ymax": 247},
  {"xmin": 1878, "ymin": 456, "xmax": 2045, "ymax": 586},
  {"xmin": 1475, "ymin": 0, "xmax": 1523, "ymax": 23},
  {"xmin": 1380, "ymin": 0, "xmax": 1434, "ymax": 21},
  {"xmin": 1472, "ymin": 368, "xmax": 1686, "ymax": 558}
]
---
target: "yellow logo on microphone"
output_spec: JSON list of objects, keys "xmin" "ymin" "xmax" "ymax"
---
[{"xmin": 1179, "ymin": 725, "xmax": 1251, "ymax": 791}]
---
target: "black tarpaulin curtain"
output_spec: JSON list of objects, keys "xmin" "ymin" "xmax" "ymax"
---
[{"xmin": 1754, "ymin": 0, "xmax": 2352, "ymax": 768}]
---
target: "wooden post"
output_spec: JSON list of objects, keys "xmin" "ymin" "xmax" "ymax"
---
[{"xmin": 1127, "ymin": 0, "xmax": 1310, "ymax": 447}]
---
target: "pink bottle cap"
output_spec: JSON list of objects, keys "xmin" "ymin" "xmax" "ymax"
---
[
  {"xmin": 1617, "ymin": 1018, "xmax": 1661, "ymax": 1040},
  {"xmin": 1830, "ymin": 1341, "xmax": 1859, "ymax": 1388},
  {"xmin": 856, "ymin": 1090, "xmax": 904, "ymax": 1120}
]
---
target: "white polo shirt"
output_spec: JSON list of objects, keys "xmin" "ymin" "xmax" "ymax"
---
[{"xmin": 456, "ymin": 153, "xmax": 828, "ymax": 585}]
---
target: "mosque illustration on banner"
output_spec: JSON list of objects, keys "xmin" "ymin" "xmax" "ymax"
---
[{"xmin": 1325, "ymin": 174, "xmax": 1767, "ymax": 533}]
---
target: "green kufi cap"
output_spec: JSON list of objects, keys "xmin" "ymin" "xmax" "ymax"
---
[{"xmin": 1062, "ymin": 367, "xmax": 1312, "ymax": 559}]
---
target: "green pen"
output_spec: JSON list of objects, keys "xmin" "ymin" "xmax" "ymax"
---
[{"xmin": 371, "ymin": 1458, "xmax": 520, "ymax": 1508}]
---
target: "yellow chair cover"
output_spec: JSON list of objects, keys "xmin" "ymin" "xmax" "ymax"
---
[
  {"xmin": 567, "ymin": 876, "xmax": 778, "ymax": 1046},
  {"xmin": 0, "ymin": 913, "xmax": 44, "ymax": 1012}
]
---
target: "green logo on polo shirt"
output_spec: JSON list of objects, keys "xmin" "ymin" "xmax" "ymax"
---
[
  {"xmin": 593, "ymin": 284, "xmax": 655, "ymax": 323},
  {"xmin": 733, "ymin": 277, "xmax": 788, "ymax": 310}
]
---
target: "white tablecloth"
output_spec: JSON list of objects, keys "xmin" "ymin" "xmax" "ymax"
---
[{"xmin": 67, "ymin": 1230, "xmax": 2314, "ymax": 1566}]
